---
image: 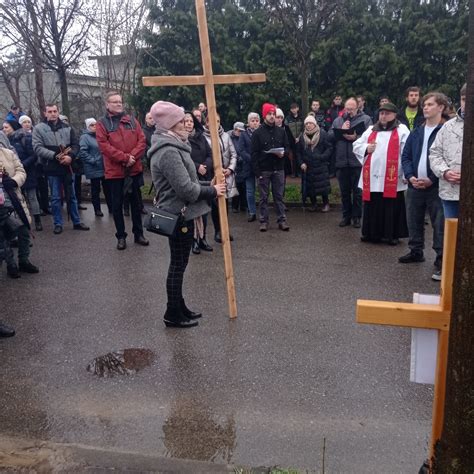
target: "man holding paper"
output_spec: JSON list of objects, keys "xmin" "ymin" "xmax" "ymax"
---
[
  {"xmin": 328, "ymin": 97, "xmax": 372, "ymax": 228},
  {"xmin": 251, "ymin": 103, "xmax": 290, "ymax": 232}
]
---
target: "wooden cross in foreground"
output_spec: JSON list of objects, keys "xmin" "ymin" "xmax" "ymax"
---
[
  {"xmin": 356, "ymin": 219, "xmax": 458, "ymax": 466},
  {"xmin": 142, "ymin": 0, "xmax": 266, "ymax": 319}
]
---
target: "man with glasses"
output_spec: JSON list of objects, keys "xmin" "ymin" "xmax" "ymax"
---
[
  {"xmin": 96, "ymin": 92, "xmax": 148, "ymax": 250},
  {"xmin": 328, "ymin": 97, "xmax": 372, "ymax": 228}
]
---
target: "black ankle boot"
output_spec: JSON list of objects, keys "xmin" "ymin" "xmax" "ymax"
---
[
  {"xmin": 198, "ymin": 238, "xmax": 213, "ymax": 252},
  {"xmin": 34, "ymin": 215, "xmax": 43, "ymax": 231},
  {"xmin": 163, "ymin": 305, "xmax": 198, "ymax": 328},
  {"xmin": 192, "ymin": 239, "xmax": 201, "ymax": 254},
  {"xmin": 181, "ymin": 298, "xmax": 202, "ymax": 319}
]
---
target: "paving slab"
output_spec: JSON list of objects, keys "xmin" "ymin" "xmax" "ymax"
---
[{"xmin": 0, "ymin": 205, "xmax": 441, "ymax": 472}]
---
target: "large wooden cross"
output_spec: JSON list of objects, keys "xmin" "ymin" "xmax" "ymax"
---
[
  {"xmin": 356, "ymin": 219, "xmax": 457, "ymax": 466},
  {"xmin": 142, "ymin": 0, "xmax": 265, "ymax": 320}
]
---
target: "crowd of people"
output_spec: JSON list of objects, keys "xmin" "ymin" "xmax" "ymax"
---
[{"xmin": 0, "ymin": 83, "xmax": 466, "ymax": 333}]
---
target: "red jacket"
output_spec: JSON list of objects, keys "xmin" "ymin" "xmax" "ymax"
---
[{"xmin": 96, "ymin": 113, "xmax": 146, "ymax": 179}]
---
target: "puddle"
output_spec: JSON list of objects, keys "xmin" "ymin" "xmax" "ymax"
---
[
  {"xmin": 162, "ymin": 398, "xmax": 236, "ymax": 463},
  {"xmin": 86, "ymin": 349, "xmax": 154, "ymax": 377}
]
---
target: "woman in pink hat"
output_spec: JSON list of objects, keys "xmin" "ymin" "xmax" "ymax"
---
[{"xmin": 148, "ymin": 101, "xmax": 226, "ymax": 328}]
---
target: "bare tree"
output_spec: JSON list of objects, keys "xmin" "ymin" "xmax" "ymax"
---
[
  {"xmin": 39, "ymin": 0, "xmax": 93, "ymax": 116},
  {"xmin": 86, "ymin": 0, "xmax": 149, "ymax": 96},
  {"xmin": 0, "ymin": 0, "xmax": 47, "ymax": 113},
  {"xmin": 1, "ymin": 0, "xmax": 93, "ymax": 117},
  {"xmin": 0, "ymin": 47, "xmax": 31, "ymax": 109},
  {"xmin": 264, "ymin": 0, "xmax": 343, "ymax": 116}
]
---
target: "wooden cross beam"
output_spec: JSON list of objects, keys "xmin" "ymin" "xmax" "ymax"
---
[
  {"xmin": 142, "ymin": 0, "xmax": 266, "ymax": 319},
  {"xmin": 356, "ymin": 219, "xmax": 458, "ymax": 464}
]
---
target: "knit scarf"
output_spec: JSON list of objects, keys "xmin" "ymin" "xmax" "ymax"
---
[
  {"xmin": 303, "ymin": 126, "xmax": 320, "ymax": 150},
  {"xmin": 203, "ymin": 125, "xmax": 225, "ymax": 155}
]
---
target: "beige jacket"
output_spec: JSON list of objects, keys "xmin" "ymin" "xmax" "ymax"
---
[
  {"xmin": 0, "ymin": 147, "xmax": 32, "ymax": 224},
  {"xmin": 429, "ymin": 113, "xmax": 464, "ymax": 201}
]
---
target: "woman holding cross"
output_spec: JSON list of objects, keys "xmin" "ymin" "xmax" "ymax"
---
[{"xmin": 148, "ymin": 101, "xmax": 226, "ymax": 328}]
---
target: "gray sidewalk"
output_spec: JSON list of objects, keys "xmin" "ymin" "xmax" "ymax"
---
[{"xmin": 0, "ymin": 206, "xmax": 441, "ymax": 472}]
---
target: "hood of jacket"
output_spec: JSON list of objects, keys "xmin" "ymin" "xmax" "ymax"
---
[{"xmin": 148, "ymin": 132, "xmax": 192, "ymax": 157}]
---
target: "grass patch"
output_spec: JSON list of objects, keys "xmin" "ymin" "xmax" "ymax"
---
[
  {"xmin": 141, "ymin": 181, "xmax": 342, "ymax": 205},
  {"xmin": 256, "ymin": 183, "xmax": 341, "ymax": 205}
]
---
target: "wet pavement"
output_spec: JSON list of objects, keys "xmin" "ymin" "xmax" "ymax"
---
[{"xmin": 0, "ymin": 204, "xmax": 442, "ymax": 472}]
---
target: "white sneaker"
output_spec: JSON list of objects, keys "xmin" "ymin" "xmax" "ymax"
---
[{"xmin": 432, "ymin": 270, "xmax": 442, "ymax": 281}]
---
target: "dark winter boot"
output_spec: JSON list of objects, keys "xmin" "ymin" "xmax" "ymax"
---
[
  {"xmin": 34, "ymin": 214, "xmax": 43, "ymax": 231},
  {"xmin": 163, "ymin": 304, "xmax": 198, "ymax": 328},
  {"xmin": 192, "ymin": 239, "xmax": 201, "ymax": 254},
  {"xmin": 7, "ymin": 264, "xmax": 20, "ymax": 279},
  {"xmin": 180, "ymin": 298, "xmax": 202, "ymax": 320},
  {"xmin": 19, "ymin": 260, "xmax": 40, "ymax": 273}
]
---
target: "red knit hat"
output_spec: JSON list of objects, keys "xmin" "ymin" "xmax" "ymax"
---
[{"xmin": 262, "ymin": 103, "xmax": 276, "ymax": 118}]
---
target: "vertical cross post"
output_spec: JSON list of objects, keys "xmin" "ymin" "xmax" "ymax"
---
[
  {"xmin": 195, "ymin": 0, "xmax": 236, "ymax": 318},
  {"xmin": 356, "ymin": 219, "xmax": 458, "ymax": 462},
  {"xmin": 142, "ymin": 0, "xmax": 266, "ymax": 319}
]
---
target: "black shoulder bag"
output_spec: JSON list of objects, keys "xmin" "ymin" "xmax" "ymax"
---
[{"xmin": 144, "ymin": 205, "xmax": 187, "ymax": 237}]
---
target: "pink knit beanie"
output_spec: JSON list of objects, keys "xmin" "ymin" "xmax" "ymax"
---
[{"xmin": 149, "ymin": 101, "xmax": 185, "ymax": 131}]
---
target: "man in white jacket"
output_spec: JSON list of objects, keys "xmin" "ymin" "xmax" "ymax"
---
[
  {"xmin": 353, "ymin": 103, "xmax": 410, "ymax": 245},
  {"xmin": 429, "ymin": 83, "xmax": 466, "ymax": 219}
]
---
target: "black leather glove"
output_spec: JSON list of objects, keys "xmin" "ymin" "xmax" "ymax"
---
[{"xmin": 2, "ymin": 175, "xmax": 18, "ymax": 190}]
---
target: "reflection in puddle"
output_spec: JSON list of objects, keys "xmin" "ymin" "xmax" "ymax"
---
[
  {"xmin": 86, "ymin": 349, "xmax": 154, "ymax": 377},
  {"xmin": 162, "ymin": 398, "xmax": 236, "ymax": 463}
]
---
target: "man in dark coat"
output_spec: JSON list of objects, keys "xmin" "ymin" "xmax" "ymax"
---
[
  {"xmin": 324, "ymin": 94, "xmax": 344, "ymax": 131},
  {"xmin": 400, "ymin": 92, "xmax": 448, "ymax": 281},
  {"xmin": 328, "ymin": 97, "xmax": 372, "ymax": 228},
  {"xmin": 284, "ymin": 103, "xmax": 304, "ymax": 177},
  {"xmin": 397, "ymin": 86, "xmax": 424, "ymax": 131},
  {"xmin": 142, "ymin": 112, "xmax": 155, "ymax": 168},
  {"xmin": 251, "ymin": 102, "xmax": 290, "ymax": 232},
  {"xmin": 309, "ymin": 100, "xmax": 326, "ymax": 128}
]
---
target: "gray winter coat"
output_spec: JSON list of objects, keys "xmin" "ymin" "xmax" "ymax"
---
[
  {"xmin": 79, "ymin": 130, "xmax": 105, "ymax": 179},
  {"xmin": 203, "ymin": 126, "xmax": 237, "ymax": 171},
  {"xmin": 32, "ymin": 119, "xmax": 78, "ymax": 176},
  {"xmin": 149, "ymin": 134, "xmax": 215, "ymax": 221},
  {"xmin": 328, "ymin": 112, "xmax": 372, "ymax": 168}
]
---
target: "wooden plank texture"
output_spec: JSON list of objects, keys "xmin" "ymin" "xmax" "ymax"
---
[{"xmin": 356, "ymin": 300, "xmax": 450, "ymax": 330}]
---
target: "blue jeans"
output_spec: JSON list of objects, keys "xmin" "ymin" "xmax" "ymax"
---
[
  {"xmin": 245, "ymin": 176, "xmax": 256, "ymax": 215},
  {"xmin": 406, "ymin": 186, "xmax": 444, "ymax": 257},
  {"xmin": 48, "ymin": 175, "xmax": 81, "ymax": 226},
  {"xmin": 442, "ymin": 200, "xmax": 459, "ymax": 218}
]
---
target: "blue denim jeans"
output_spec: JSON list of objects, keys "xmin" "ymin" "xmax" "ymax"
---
[
  {"xmin": 258, "ymin": 170, "xmax": 286, "ymax": 223},
  {"xmin": 48, "ymin": 175, "xmax": 81, "ymax": 226},
  {"xmin": 245, "ymin": 175, "xmax": 256, "ymax": 215},
  {"xmin": 441, "ymin": 200, "xmax": 459, "ymax": 219},
  {"xmin": 406, "ymin": 186, "xmax": 444, "ymax": 257}
]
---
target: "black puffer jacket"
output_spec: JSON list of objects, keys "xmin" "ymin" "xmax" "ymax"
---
[
  {"xmin": 296, "ymin": 129, "xmax": 333, "ymax": 196},
  {"xmin": 9, "ymin": 130, "xmax": 37, "ymax": 189},
  {"xmin": 189, "ymin": 129, "xmax": 213, "ymax": 181}
]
